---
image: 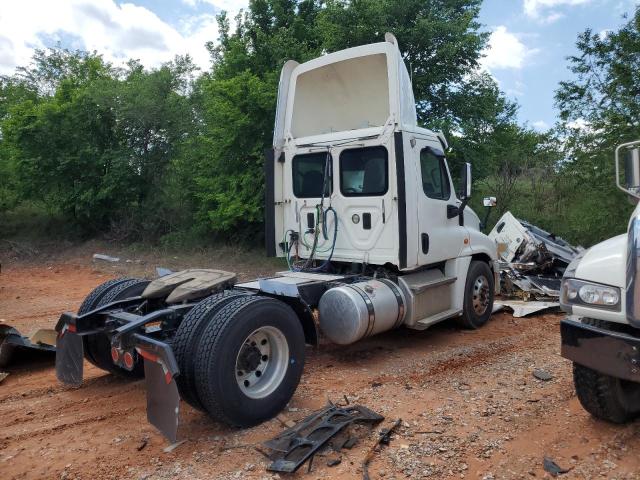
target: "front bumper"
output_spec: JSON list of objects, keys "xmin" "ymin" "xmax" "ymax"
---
[{"xmin": 560, "ymin": 318, "xmax": 640, "ymax": 382}]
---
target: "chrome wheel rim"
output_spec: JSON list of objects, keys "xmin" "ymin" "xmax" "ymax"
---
[
  {"xmin": 472, "ymin": 275, "xmax": 490, "ymax": 315},
  {"xmin": 235, "ymin": 326, "xmax": 289, "ymax": 399}
]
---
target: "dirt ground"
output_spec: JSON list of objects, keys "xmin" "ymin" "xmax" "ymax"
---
[{"xmin": 2, "ymin": 246, "xmax": 640, "ymax": 480}]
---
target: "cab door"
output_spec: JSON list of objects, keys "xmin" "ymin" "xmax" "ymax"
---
[{"xmin": 414, "ymin": 140, "xmax": 467, "ymax": 265}]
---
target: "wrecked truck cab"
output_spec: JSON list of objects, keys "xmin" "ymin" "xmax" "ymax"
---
[
  {"xmin": 560, "ymin": 140, "xmax": 640, "ymax": 424},
  {"xmin": 489, "ymin": 211, "xmax": 582, "ymax": 302}
]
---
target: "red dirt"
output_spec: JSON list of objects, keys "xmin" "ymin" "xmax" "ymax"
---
[{"xmin": 2, "ymin": 259, "xmax": 640, "ymax": 479}]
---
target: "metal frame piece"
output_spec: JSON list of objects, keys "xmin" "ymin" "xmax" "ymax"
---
[{"xmin": 264, "ymin": 403, "xmax": 384, "ymax": 473}]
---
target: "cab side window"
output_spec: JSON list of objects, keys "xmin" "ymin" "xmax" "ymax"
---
[{"xmin": 420, "ymin": 148, "xmax": 451, "ymax": 200}]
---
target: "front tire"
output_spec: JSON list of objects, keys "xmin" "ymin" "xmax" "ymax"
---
[
  {"xmin": 573, "ymin": 363, "xmax": 640, "ymax": 423},
  {"xmin": 194, "ymin": 296, "xmax": 305, "ymax": 427},
  {"xmin": 459, "ymin": 260, "xmax": 494, "ymax": 329}
]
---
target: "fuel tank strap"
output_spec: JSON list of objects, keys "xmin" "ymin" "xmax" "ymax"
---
[
  {"xmin": 379, "ymin": 278, "xmax": 405, "ymax": 328},
  {"xmin": 345, "ymin": 284, "xmax": 375, "ymax": 338}
]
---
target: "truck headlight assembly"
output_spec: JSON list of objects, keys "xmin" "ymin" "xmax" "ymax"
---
[{"xmin": 561, "ymin": 278, "xmax": 621, "ymax": 310}]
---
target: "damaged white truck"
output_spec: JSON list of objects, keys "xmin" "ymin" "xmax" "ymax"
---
[
  {"xmin": 561, "ymin": 140, "xmax": 640, "ymax": 423},
  {"xmin": 55, "ymin": 34, "xmax": 499, "ymax": 442}
]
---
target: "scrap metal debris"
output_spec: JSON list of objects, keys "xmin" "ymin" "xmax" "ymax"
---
[
  {"xmin": 0, "ymin": 325, "xmax": 57, "ymax": 367},
  {"xmin": 362, "ymin": 418, "xmax": 402, "ymax": 480},
  {"xmin": 92, "ymin": 253, "xmax": 121, "ymax": 263},
  {"xmin": 162, "ymin": 439, "xmax": 187, "ymax": 453},
  {"xmin": 533, "ymin": 369, "xmax": 554, "ymax": 381},
  {"xmin": 263, "ymin": 403, "xmax": 384, "ymax": 473},
  {"xmin": 489, "ymin": 212, "xmax": 582, "ymax": 307},
  {"xmin": 543, "ymin": 456, "xmax": 572, "ymax": 476},
  {"xmin": 494, "ymin": 300, "xmax": 559, "ymax": 318}
]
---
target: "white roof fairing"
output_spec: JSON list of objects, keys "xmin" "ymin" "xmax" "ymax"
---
[{"xmin": 273, "ymin": 33, "xmax": 417, "ymax": 147}]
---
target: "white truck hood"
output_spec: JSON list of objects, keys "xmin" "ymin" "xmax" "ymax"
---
[{"xmin": 574, "ymin": 234, "xmax": 626, "ymax": 288}]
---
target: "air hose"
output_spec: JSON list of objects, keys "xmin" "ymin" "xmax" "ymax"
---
[{"xmin": 288, "ymin": 149, "xmax": 339, "ymax": 272}]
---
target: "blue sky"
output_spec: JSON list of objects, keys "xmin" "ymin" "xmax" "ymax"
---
[
  {"xmin": 0, "ymin": 0, "xmax": 637, "ymax": 129},
  {"xmin": 479, "ymin": 0, "xmax": 638, "ymax": 130}
]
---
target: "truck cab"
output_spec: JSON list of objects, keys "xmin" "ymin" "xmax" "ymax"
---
[
  {"xmin": 266, "ymin": 34, "xmax": 495, "ymax": 271},
  {"xmin": 561, "ymin": 140, "xmax": 640, "ymax": 422},
  {"xmin": 265, "ymin": 33, "xmax": 498, "ymax": 330}
]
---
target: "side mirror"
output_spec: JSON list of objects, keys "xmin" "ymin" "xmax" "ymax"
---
[
  {"xmin": 460, "ymin": 162, "xmax": 472, "ymax": 199},
  {"xmin": 483, "ymin": 196, "xmax": 497, "ymax": 207},
  {"xmin": 480, "ymin": 196, "xmax": 497, "ymax": 232},
  {"xmin": 449, "ymin": 163, "xmax": 472, "ymax": 225},
  {"xmin": 625, "ymin": 147, "xmax": 640, "ymax": 190},
  {"xmin": 615, "ymin": 140, "xmax": 640, "ymax": 199}
]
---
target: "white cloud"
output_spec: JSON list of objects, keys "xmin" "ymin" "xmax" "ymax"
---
[
  {"xmin": 523, "ymin": 0, "xmax": 591, "ymax": 22},
  {"xmin": 532, "ymin": 120, "xmax": 550, "ymax": 130},
  {"xmin": 183, "ymin": 0, "xmax": 249, "ymax": 11},
  {"xmin": 480, "ymin": 26, "xmax": 538, "ymax": 71},
  {"xmin": 599, "ymin": 29, "xmax": 612, "ymax": 38},
  {"xmin": 567, "ymin": 118, "xmax": 591, "ymax": 131},
  {"xmin": 0, "ymin": 0, "xmax": 249, "ymax": 75}
]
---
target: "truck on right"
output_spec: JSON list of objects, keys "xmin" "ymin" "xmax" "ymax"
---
[{"xmin": 561, "ymin": 139, "xmax": 640, "ymax": 423}]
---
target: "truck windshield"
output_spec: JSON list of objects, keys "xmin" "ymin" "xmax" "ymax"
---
[
  {"xmin": 292, "ymin": 152, "xmax": 332, "ymax": 198},
  {"xmin": 340, "ymin": 146, "xmax": 388, "ymax": 196}
]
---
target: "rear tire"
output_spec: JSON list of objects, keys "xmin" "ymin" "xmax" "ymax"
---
[
  {"xmin": 458, "ymin": 260, "xmax": 494, "ymax": 329},
  {"xmin": 194, "ymin": 296, "xmax": 305, "ymax": 427},
  {"xmin": 78, "ymin": 278, "xmax": 135, "ymax": 367},
  {"xmin": 78, "ymin": 277, "xmax": 134, "ymax": 316},
  {"xmin": 82, "ymin": 278, "xmax": 150, "ymax": 377},
  {"xmin": 172, "ymin": 290, "xmax": 249, "ymax": 411},
  {"xmin": 573, "ymin": 318, "xmax": 640, "ymax": 423}
]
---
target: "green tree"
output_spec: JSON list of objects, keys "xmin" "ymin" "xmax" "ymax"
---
[
  {"xmin": 1, "ymin": 49, "xmax": 197, "ymax": 238},
  {"xmin": 187, "ymin": 0, "xmax": 513, "ymax": 238},
  {"xmin": 553, "ymin": 7, "xmax": 640, "ymax": 244}
]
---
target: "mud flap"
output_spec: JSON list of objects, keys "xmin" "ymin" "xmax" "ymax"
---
[
  {"xmin": 55, "ymin": 327, "xmax": 84, "ymax": 386},
  {"xmin": 144, "ymin": 359, "xmax": 180, "ymax": 444}
]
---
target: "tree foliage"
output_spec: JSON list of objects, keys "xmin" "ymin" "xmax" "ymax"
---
[{"xmin": 2, "ymin": 1, "xmax": 634, "ymax": 247}]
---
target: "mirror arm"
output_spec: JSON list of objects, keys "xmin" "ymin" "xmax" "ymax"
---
[{"xmin": 457, "ymin": 197, "xmax": 469, "ymax": 226}]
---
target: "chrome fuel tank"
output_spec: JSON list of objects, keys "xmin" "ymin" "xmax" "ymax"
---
[{"xmin": 318, "ymin": 279, "xmax": 406, "ymax": 345}]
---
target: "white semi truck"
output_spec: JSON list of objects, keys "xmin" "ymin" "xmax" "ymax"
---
[
  {"xmin": 55, "ymin": 34, "xmax": 499, "ymax": 442},
  {"xmin": 561, "ymin": 140, "xmax": 640, "ymax": 423}
]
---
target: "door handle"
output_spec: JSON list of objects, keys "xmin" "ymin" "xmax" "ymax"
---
[
  {"xmin": 362, "ymin": 213, "xmax": 371, "ymax": 230},
  {"xmin": 421, "ymin": 233, "xmax": 429, "ymax": 254}
]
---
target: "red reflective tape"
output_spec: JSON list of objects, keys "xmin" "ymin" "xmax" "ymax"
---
[
  {"xmin": 67, "ymin": 324, "xmax": 77, "ymax": 333},
  {"xmin": 138, "ymin": 349, "xmax": 158, "ymax": 363},
  {"xmin": 164, "ymin": 370, "xmax": 172, "ymax": 385}
]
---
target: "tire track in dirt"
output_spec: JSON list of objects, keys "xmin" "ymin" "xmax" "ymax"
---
[{"xmin": 1, "ymin": 406, "xmax": 140, "ymax": 445}]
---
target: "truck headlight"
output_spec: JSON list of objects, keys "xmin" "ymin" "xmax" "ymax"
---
[{"xmin": 561, "ymin": 278, "xmax": 621, "ymax": 310}]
